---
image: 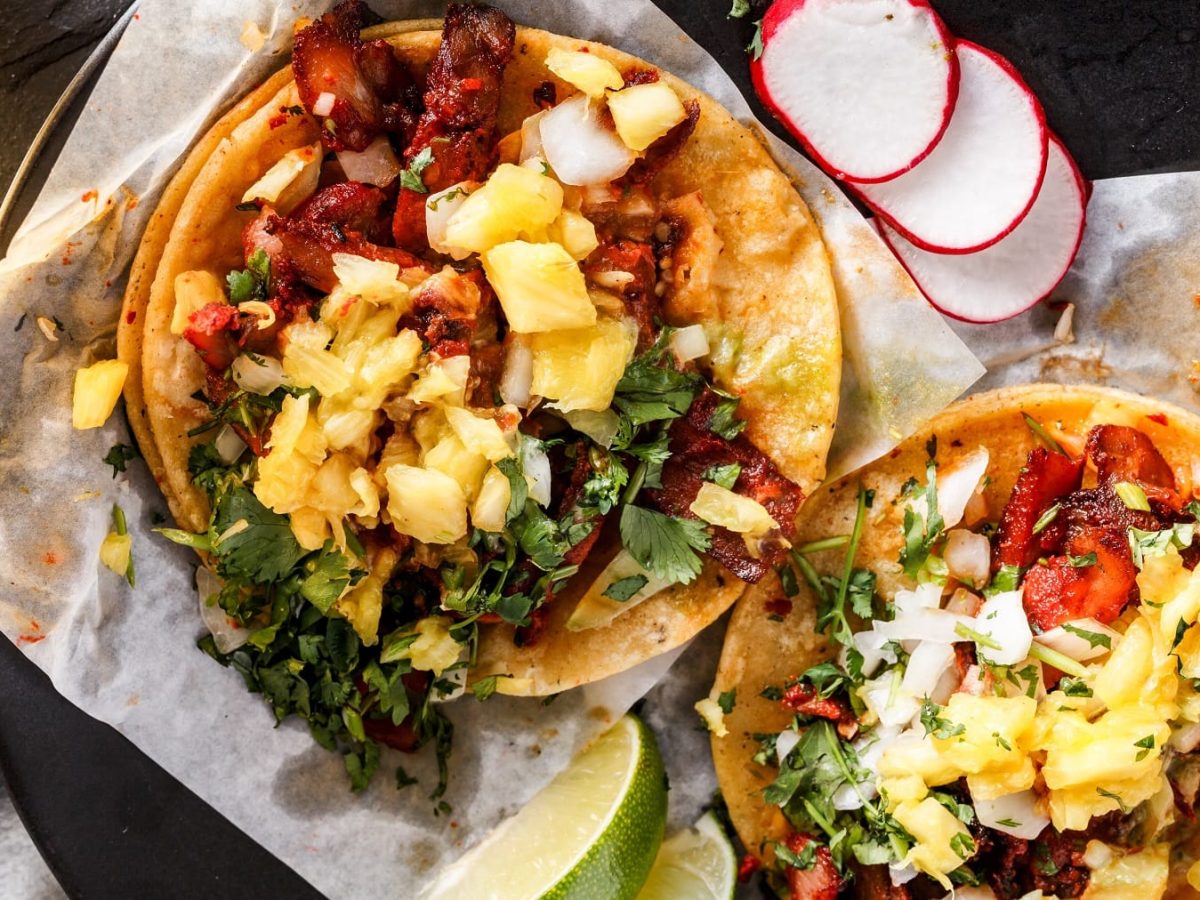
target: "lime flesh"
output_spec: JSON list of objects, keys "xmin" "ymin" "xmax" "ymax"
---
[
  {"xmin": 635, "ymin": 810, "xmax": 737, "ymax": 900},
  {"xmin": 420, "ymin": 714, "xmax": 667, "ymax": 899}
]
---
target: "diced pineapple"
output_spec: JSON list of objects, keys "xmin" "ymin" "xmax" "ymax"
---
[
  {"xmin": 170, "ymin": 270, "xmax": 225, "ymax": 335},
  {"xmin": 444, "ymin": 164, "xmax": 564, "ymax": 255},
  {"xmin": 72, "ymin": 359, "xmax": 129, "ymax": 429},
  {"xmin": 99, "ymin": 531, "xmax": 132, "ymax": 577},
  {"xmin": 352, "ymin": 330, "xmax": 423, "ymax": 409},
  {"xmin": 482, "ymin": 241, "xmax": 597, "ymax": 333},
  {"xmin": 444, "ymin": 407, "xmax": 513, "ymax": 462},
  {"xmin": 330, "ymin": 252, "xmax": 411, "ymax": 308},
  {"xmin": 384, "ymin": 464, "xmax": 468, "ymax": 544},
  {"xmin": 878, "ymin": 774, "xmax": 928, "ymax": 807},
  {"xmin": 1095, "ymin": 616, "xmax": 1155, "ymax": 708},
  {"xmin": 492, "ymin": 675, "xmax": 533, "ymax": 696},
  {"xmin": 423, "ymin": 434, "xmax": 490, "ymax": 501},
  {"xmin": 877, "ymin": 733, "xmax": 962, "ymax": 788},
  {"xmin": 893, "ymin": 797, "xmax": 972, "ymax": 888},
  {"xmin": 547, "ymin": 209, "xmax": 600, "ymax": 261},
  {"xmin": 934, "ymin": 694, "xmax": 1036, "ymax": 776},
  {"xmin": 335, "ymin": 547, "xmax": 398, "ymax": 645},
  {"xmin": 1176, "ymin": 625, "xmax": 1200, "ymax": 679},
  {"xmin": 1138, "ymin": 547, "xmax": 1200, "ymax": 643},
  {"xmin": 309, "ymin": 452, "xmax": 362, "ymax": 516},
  {"xmin": 471, "ymin": 466, "xmax": 512, "ymax": 533},
  {"xmin": 319, "ymin": 406, "xmax": 378, "ymax": 453},
  {"xmin": 530, "ymin": 316, "xmax": 635, "ymax": 410},
  {"xmin": 289, "ymin": 506, "xmax": 330, "ymax": 550},
  {"xmin": 1084, "ymin": 843, "xmax": 1169, "ymax": 898},
  {"xmin": 694, "ymin": 696, "xmax": 728, "ymax": 738},
  {"xmin": 241, "ymin": 142, "xmax": 321, "ymax": 214},
  {"xmin": 255, "ymin": 448, "xmax": 319, "ymax": 514},
  {"xmin": 689, "ymin": 483, "xmax": 777, "ymax": 535},
  {"xmin": 966, "ymin": 761, "xmax": 1038, "ymax": 802},
  {"xmin": 282, "ymin": 321, "xmax": 350, "ymax": 397},
  {"xmin": 606, "ymin": 81, "xmax": 687, "ymax": 151},
  {"xmin": 402, "ymin": 615, "xmax": 463, "ymax": 675},
  {"xmin": 408, "ymin": 356, "xmax": 471, "ymax": 406},
  {"xmin": 545, "ymin": 48, "xmax": 623, "ymax": 99}
]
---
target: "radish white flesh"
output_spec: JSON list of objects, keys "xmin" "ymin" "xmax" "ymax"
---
[
  {"xmin": 853, "ymin": 42, "xmax": 1048, "ymax": 253},
  {"xmin": 879, "ymin": 136, "xmax": 1087, "ymax": 323},
  {"xmin": 752, "ymin": 0, "xmax": 958, "ymax": 182}
]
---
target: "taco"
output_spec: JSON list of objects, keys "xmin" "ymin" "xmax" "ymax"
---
[
  {"xmin": 711, "ymin": 384, "xmax": 1200, "ymax": 898},
  {"xmin": 118, "ymin": 1, "xmax": 840, "ymax": 788}
]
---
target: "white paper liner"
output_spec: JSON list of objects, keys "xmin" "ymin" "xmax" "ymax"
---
[{"xmin": 0, "ymin": 1, "xmax": 983, "ymax": 894}]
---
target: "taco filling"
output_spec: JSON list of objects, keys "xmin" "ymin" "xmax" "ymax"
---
[
  {"xmin": 749, "ymin": 417, "xmax": 1200, "ymax": 897},
  {"xmin": 158, "ymin": 2, "xmax": 807, "ymax": 792}
]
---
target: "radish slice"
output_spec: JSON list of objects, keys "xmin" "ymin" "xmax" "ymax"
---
[
  {"xmin": 751, "ymin": 0, "xmax": 958, "ymax": 183},
  {"xmin": 879, "ymin": 135, "xmax": 1087, "ymax": 322},
  {"xmin": 852, "ymin": 42, "xmax": 1048, "ymax": 253}
]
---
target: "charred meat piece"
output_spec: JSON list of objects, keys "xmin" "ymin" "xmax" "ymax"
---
[
  {"xmin": 183, "ymin": 303, "xmax": 240, "ymax": 370},
  {"xmin": 584, "ymin": 238, "xmax": 660, "ymax": 351},
  {"xmin": 399, "ymin": 267, "xmax": 485, "ymax": 358},
  {"xmin": 392, "ymin": 4, "xmax": 515, "ymax": 251},
  {"xmin": 292, "ymin": 0, "xmax": 419, "ymax": 151},
  {"xmin": 994, "ymin": 446, "xmax": 1084, "ymax": 570},
  {"xmin": 1022, "ymin": 525, "xmax": 1139, "ymax": 630},
  {"xmin": 1086, "ymin": 423, "xmax": 1177, "ymax": 490},
  {"xmin": 784, "ymin": 833, "xmax": 841, "ymax": 900},
  {"xmin": 622, "ymin": 99, "xmax": 701, "ymax": 186},
  {"xmin": 978, "ymin": 827, "xmax": 1089, "ymax": 899},
  {"xmin": 646, "ymin": 390, "xmax": 803, "ymax": 583},
  {"xmin": 781, "ymin": 682, "xmax": 858, "ymax": 739}
]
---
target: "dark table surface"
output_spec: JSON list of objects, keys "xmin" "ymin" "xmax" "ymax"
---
[{"xmin": 1, "ymin": 1, "xmax": 1197, "ymax": 897}]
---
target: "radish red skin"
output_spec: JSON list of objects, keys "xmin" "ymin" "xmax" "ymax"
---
[
  {"xmin": 850, "ymin": 41, "xmax": 1049, "ymax": 255},
  {"xmin": 877, "ymin": 134, "xmax": 1089, "ymax": 324},
  {"xmin": 751, "ymin": 0, "xmax": 961, "ymax": 184}
]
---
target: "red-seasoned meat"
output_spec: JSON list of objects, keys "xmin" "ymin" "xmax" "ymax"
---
[
  {"xmin": 783, "ymin": 833, "xmax": 841, "ymax": 900},
  {"xmin": 994, "ymin": 447, "xmax": 1084, "ymax": 569},
  {"xmin": 392, "ymin": 4, "xmax": 515, "ymax": 251},
  {"xmin": 292, "ymin": 0, "xmax": 418, "ymax": 151},
  {"xmin": 360, "ymin": 671, "xmax": 431, "ymax": 752},
  {"xmin": 622, "ymin": 99, "xmax": 701, "ymax": 186},
  {"xmin": 646, "ymin": 390, "xmax": 804, "ymax": 583},
  {"xmin": 1021, "ymin": 528, "xmax": 1138, "ymax": 630},
  {"xmin": 980, "ymin": 827, "xmax": 1089, "ymax": 899},
  {"xmin": 850, "ymin": 863, "xmax": 910, "ymax": 898},
  {"xmin": 781, "ymin": 683, "xmax": 857, "ymax": 738},
  {"xmin": 1086, "ymin": 424, "xmax": 1176, "ymax": 490},
  {"xmin": 183, "ymin": 303, "xmax": 240, "ymax": 370},
  {"xmin": 584, "ymin": 238, "xmax": 660, "ymax": 350}
]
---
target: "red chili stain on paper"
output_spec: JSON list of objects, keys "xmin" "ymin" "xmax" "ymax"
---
[
  {"xmin": 16, "ymin": 619, "xmax": 44, "ymax": 647},
  {"xmin": 43, "ymin": 551, "xmax": 59, "ymax": 565},
  {"xmin": 81, "ymin": 190, "xmax": 98, "ymax": 203}
]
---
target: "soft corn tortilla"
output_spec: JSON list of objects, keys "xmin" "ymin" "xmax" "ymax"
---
[
  {"xmin": 711, "ymin": 383, "xmax": 1200, "ymax": 893},
  {"xmin": 119, "ymin": 20, "xmax": 841, "ymax": 695}
]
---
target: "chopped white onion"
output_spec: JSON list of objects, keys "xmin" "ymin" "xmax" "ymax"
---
[
  {"xmin": 1171, "ymin": 722, "xmax": 1200, "ymax": 753},
  {"xmin": 889, "ymin": 864, "xmax": 919, "ymax": 887},
  {"xmin": 909, "ymin": 446, "xmax": 990, "ymax": 531},
  {"xmin": 901, "ymin": 641, "xmax": 957, "ymax": 701},
  {"xmin": 974, "ymin": 790, "xmax": 1050, "ymax": 840},
  {"xmin": 1082, "ymin": 840, "xmax": 1114, "ymax": 871},
  {"xmin": 1037, "ymin": 617, "xmax": 1120, "ymax": 662},
  {"xmin": 863, "ymin": 675, "xmax": 921, "ymax": 729},
  {"xmin": 214, "ymin": 425, "xmax": 247, "ymax": 464},
  {"xmin": 775, "ymin": 729, "xmax": 801, "ymax": 764},
  {"xmin": 962, "ymin": 488, "xmax": 989, "ymax": 527},
  {"xmin": 521, "ymin": 437, "xmax": 552, "ymax": 506},
  {"xmin": 425, "ymin": 181, "xmax": 474, "ymax": 259},
  {"xmin": 560, "ymin": 408, "xmax": 620, "ymax": 448},
  {"xmin": 499, "ymin": 337, "xmax": 533, "ymax": 407},
  {"xmin": 944, "ymin": 587, "xmax": 982, "ymax": 617},
  {"xmin": 973, "ymin": 590, "xmax": 1033, "ymax": 666},
  {"xmin": 519, "ymin": 110, "xmax": 547, "ymax": 163},
  {"xmin": 944, "ymin": 529, "xmax": 991, "ymax": 588},
  {"xmin": 336, "ymin": 135, "xmax": 402, "ymax": 187},
  {"xmin": 539, "ymin": 94, "xmax": 636, "ymax": 186},
  {"xmin": 232, "ymin": 353, "xmax": 286, "ymax": 395},
  {"xmin": 196, "ymin": 567, "xmax": 250, "ymax": 653},
  {"xmin": 850, "ymin": 628, "xmax": 898, "ymax": 678},
  {"xmin": 312, "ymin": 91, "xmax": 336, "ymax": 116},
  {"xmin": 892, "ymin": 582, "xmax": 944, "ymax": 615},
  {"xmin": 669, "ymin": 324, "xmax": 709, "ymax": 362},
  {"xmin": 874, "ymin": 608, "xmax": 975, "ymax": 645}
]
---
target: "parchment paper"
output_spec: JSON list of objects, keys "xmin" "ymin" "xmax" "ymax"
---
[{"xmin": 0, "ymin": 1, "xmax": 982, "ymax": 895}]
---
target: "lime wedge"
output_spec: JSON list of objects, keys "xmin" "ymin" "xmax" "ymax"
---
[
  {"xmin": 635, "ymin": 810, "xmax": 737, "ymax": 900},
  {"xmin": 420, "ymin": 715, "xmax": 667, "ymax": 900}
]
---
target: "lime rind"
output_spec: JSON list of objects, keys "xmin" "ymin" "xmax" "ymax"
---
[{"xmin": 635, "ymin": 809, "xmax": 737, "ymax": 900}]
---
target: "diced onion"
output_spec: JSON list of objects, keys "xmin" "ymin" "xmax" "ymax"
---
[
  {"xmin": 974, "ymin": 791, "xmax": 1050, "ymax": 840},
  {"xmin": 1037, "ymin": 617, "xmax": 1120, "ymax": 662},
  {"xmin": 231, "ymin": 353, "xmax": 286, "ymax": 395},
  {"xmin": 521, "ymin": 437, "xmax": 552, "ymax": 507},
  {"xmin": 669, "ymin": 324, "xmax": 709, "ymax": 362},
  {"xmin": 874, "ymin": 608, "xmax": 975, "ymax": 645},
  {"xmin": 850, "ymin": 629, "xmax": 898, "ymax": 678},
  {"xmin": 1082, "ymin": 840, "xmax": 1114, "ymax": 871},
  {"xmin": 196, "ymin": 566, "xmax": 250, "ymax": 653},
  {"xmin": 775, "ymin": 729, "xmax": 801, "ymax": 764},
  {"xmin": 336, "ymin": 135, "xmax": 402, "ymax": 187},
  {"xmin": 519, "ymin": 110, "xmax": 547, "ymax": 163},
  {"xmin": 909, "ymin": 447, "xmax": 989, "ymax": 531},
  {"xmin": 944, "ymin": 587, "xmax": 982, "ymax": 617},
  {"xmin": 892, "ymin": 583, "xmax": 944, "ymax": 615},
  {"xmin": 312, "ymin": 92, "xmax": 336, "ymax": 116},
  {"xmin": 214, "ymin": 425, "xmax": 247, "ymax": 464},
  {"xmin": 889, "ymin": 864, "xmax": 918, "ymax": 887},
  {"xmin": 973, "ymin": 591, "xmax": 1032, "ymax": 666},
  {"xmin": 499, "ymin": 337, "xmax": 533, "ymax": 407},
  {"xmin": 425, "ymin": 181, "xmax": 475, "ymax": 259},
  {"xmin": 539, "ymin": 94, "xmax": 636, "ymax": 186},
  {"xmin": 901, "ymin": 641, "xmax": 956, "ymax": 701},
  {"xmin": 944, "ymin": 529, "xmax": 991, "ymax": 588},
  {"xmin": 862, "ymin": 675, "xmax": 921, "ymax": 729}
]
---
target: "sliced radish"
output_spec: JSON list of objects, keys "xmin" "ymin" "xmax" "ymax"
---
[
  {"xmin": 751, "ymin": 0, "xmax": 958, "ymax": 182},
  {"xmin": 879, "ymin": 135, "xmax": 1087, "ymax": 322},
  {"xmin": 852, "ymin": 42, "xmax": 1048, "ymax": 253}
]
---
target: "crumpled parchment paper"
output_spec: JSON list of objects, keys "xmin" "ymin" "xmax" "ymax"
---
[{"xmin": 0, "ymin": 1, "xmax": 982, "ymax": 895}]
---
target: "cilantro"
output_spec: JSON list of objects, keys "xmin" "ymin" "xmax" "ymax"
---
[
  {"xmin": 1060, "ymin": 677, "xmax": 1093, "ymax": 697},
  {"xmin": 1096, "ymin": 787, "xmax": 1131, "ymax": 813},
  {"xmin": 1066, "ymin": 552, "xmax": 1098, "ymax": 568},
  {"xmin": 797, "ymin": 661, "xmax": 853, "ymax": 699},
  {"xmin": 954, "ymin": 621, "xmax": 1002, "ymax": 651},
  {"xmin": 773, "ymin": 839, "xmax": 816, "ymax": 871},
  {"xmin": 619, "ymin": 505, "xmax": 711, "ymax": 585},
  {"xmin": 718, "ymin": 689, "xmax": 737, "ymax": 715},
  {"xmin": 612, "ymin": 330, "xmax": 702, "ymax": 428},
  {"xmin": 984, "ymin": 563, "xmax": 1022, "ymax": 597},
  {"xmin": 471, "ymin": 675, "xmax": 499, "ymax": 701},
  {"xmin": 919, "ymin": 699, "xmax": 965, "ymax": 740},
  {"xmin": 899, "ymin": 460, "xmax": 945, "ymax": 579},
  {"xmin": 211, "ymin": 486, "xmax": 307, "ymax": 584},
  {"xmin": 495, "ymin": 456, "xmax": 529, "ymax": 525},
  {"xmin": 400, "ymin": 146, "xmax": 435, "ymax": 193},
  {"xmin": 747, "ymin": 19, "xmax": 764, "ymax": 59},
  {"xmin": 728, "ymin": 0, "xmax": 750, "ymax": 17},
  {"xmin": 950, "ymin": 833, "xmax": 976, "ymax": 860},
  {"xmin": 111, "ymin": 504, "xmax": 135, "ymax": 587},
  {"xmin": 993, "ymin": 732, "xmax": 1012, "ymax": 751},
  {"xmin": 703, "ymin": 462, "xmax": 742, "ymax": 490},
  {"xmin": 344, "ymin": 740, "xmax": 380, "ymax": 793},
  {"xmin": 1034, "ymin": 843, "xmax": 1060, "ymax": 875},
  {"xmin": 760, "ymin": 685, "xmax": 783, "ymax": 701},
  {"xmin": 494, "ymin": 592, "xmax": 534, "ymax": 626},
  {"xmin": 808, "ymin": 485, "xmax": 875, "ymax": 647},
  {"xmin": 103, "ymin": 442, "xmax": 139, "ymax": 477},
  {"xmin": 426, "ymin": 185, "xmax": 468, "ymax": 211},
  {"xmin": 395, "ymin": 767, "xmax": 418, "ymax": 790},
  {"xmin": 227, "ymin": 249, "xmax": 270, "ymax": 302},
  {"xmin": 603, "ymin": 574, "xmax": 649, "ymax": 602},
  {"xmin": 996, "ymin": 818, "xmax": 1021, "ymax": 828},
  {"xmin": 1032, "ymin": 503, "xmax": 1060, "ymax": 535},
  {"xmin": 1114, "ymin": 481, "xmax": 1151, "ymax": 512},
  {"xmin": 751, "ymin": 732, "xmax": 778, "ymax": 766},
  {"xmin": 1129, "ymin": 522, "xmax": 1196, "ymax": 568},
  {"xmin": 511, "ymin": 502, "xmax": 569, "ymax": 571},
  {"xmin": 708, "ymin": 394, "xmax": 747, "ymax": 440},
  {"xmin": 1134, "ymin": 734, "xmax": 1156, "ymax": 762},
  {"xmin": 1060, "ymin": 622, "xmax": 1111, "ymax": 649},
  {"xmin": 299, "ymin": 544, "xmax": 361, "ymax": 613}
]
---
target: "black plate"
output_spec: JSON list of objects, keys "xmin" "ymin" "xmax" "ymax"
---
[{"xmin": 2, "ymin": 1, "xmax": 1197, "ymax": 896}]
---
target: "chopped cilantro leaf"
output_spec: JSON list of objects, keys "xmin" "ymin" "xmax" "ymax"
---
[
  {"xmin": 212, "ymin": 486, "xmax": 306, "ymax": 584},
  {"xmin": 400, "ymin": 146, "xmax": 435, "ymax": 193},
  {"xmin": 1066, "ymin": 552, "xmax": 1098, "ymax": 568},
  {"xmin": 619, "ymin": 505, "xmax": 711, "ymax": 585},
  {"xmin": 1060, "ymin": 677, "xmax": 1093, "ymax": 697},
  {"xmin": 703, "ymin": 462, "xmax": 742, "ymax": 490},
  {"xmin": 708, "ymin": 394, "xmax": 747, "ymax": 440},
  {"xmin": 1060, "ymin": 622, "xmax": 1111, "ymax": 649},
  {"xmin": 728, "ymin": 0, "xmax": 751, "ymax": 17},
  {"xmin": 1096, "ymin": 787, "xmax": 1131, "ymax": 813},
  {"xmin": 773, "ymin": 839, "xmax": 816, "ymax": 871},
  {"xmin": 103, "ymin": 442, "xmax": 139, "ymax": 477},
  {"xmin": 899, "ymin": 459, "xmax": 945, "ymax": 579},
  {"xmin": 471, "ymin": 675, "xmax": 499, "ymax": 701},
  {"xmin": 1032, "ymin": 503, "xmax": 1060, "ymax": 535},
  {"xmin": 1134, "ymin": 734, "xmax": 1156, "ymax": 762},
  {"xmin": 227, "ymin": 248, "xmax": 270, "ymax": 302},
  {"xmin": 603, "ymin": 574, "xmax": 649, "ymax": 602},
  {"xmin": 920, "ymin": 699, "xmax": 965, "ymax": 740},
  {"xmin": 1114, "ymin": 481, "xmax": 1151, "ymax": 512},
  {"xmin": 747, "ymin": 19, "xmax": 764, "ymax": 59},
  {"xmin": 717, "ymin": 689, "xmax": 737, "ymax": 715}
]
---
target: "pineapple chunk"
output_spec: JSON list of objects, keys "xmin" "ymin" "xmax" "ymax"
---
[
  {"xmin": 1095, "ymin": 616, "xmax": 1155, "ymax": 709},
  {"xmin": 1084, "ymin": 843, "xmax": 1169, "ymax": 898},
  {"xmin": 384, "ymin": 464, "xmax": 468, "ymax": 544},
  {"xmin": 1138, "ymin": 547, "xmax": 1200, "ymax": 643},
  {"xmin": 547, "ymin": 209, "xmax": 600, "ymax": 261},
  {"xmin": 444, "ymin": 407, "xmax": 514, "ymax": 462},
  {"xmin": 255, "ymin": 448, "xmax": 319, "ymax": 514},
  {"xmin": 893, "ymin": 797, "xmax": 972, "ymax": 888},
  {"xmin": 694, "ymin": 696, "xmax": 728, "ymax": 738},
  {"xmin": 241, "ymin": 142, "xmax": 321, "ymax": 214},
  {"xmin": 408, "ymin": 356, "xmax": 471, "ymax": 406},
  {"xmin": 352, "ymin": 330, "xmax": 423, "ymax": 409},
  {"xmin": 606, "ymin": 81, "xmax": 687, "ymax": 151},
  {"xmin": 877, "ymin": 733, "xmax": 962, "ymax": 788},
  {"xmin": 282, "ymin": 321, "xmax": 350, "ymax": 397},
  {"xmin": 483, "ymin": 241, "xmax": 596, "ymax": 333},
  {"xmin": 330, "ymin": 252, "xmax": 411, "ymax": 308},
  {"xmin": 400, "ymin": 615, "xmax": 463, "ymax": 676},
  {"xmin": 309, "ymin": 452, "xmax": 361, "ymax": 515},
  {"xmin": 349, "ymin": 467, "xmax": 380, "ymax": 519},
  {"xmin": 444, "ymin": 164, "xmax": 564, "ymax": 255},
  {"xmin": 933, "ymin": 694, "xmax": 1036, "ymax": 776},
  {"xmin": 269, "ymin": 393, "xmax": 312, "ymax": 457},
  {"xmin": 879, "ymin": 774, "xmax": 928, "ymax": 807},
  {"xmin": 545, "ymin": 48, "xmax": 623, "ymax": 99},
  {"xmin": 99, "ymin": 531, "xmax": 132, "ymax": 578},
  {"xmin": 170, "ymin": 270, "xmax": 225, "ymax": 335},
  {"xmin": 530, "ymin": 316, "xmax": 636, "ymax": 410},
  {"xmin": 423, "ymin": 434, "xmax": 490, "ymax": 501},
  {"xmin": 319, "ymin": 405, "xmax": 378, "ymax": 453},
  {"xmin": 72, "ymin": 359, "xmax": 129, "ymax": 429},
  {"xmin": 335, "ymin": 547, "xmax": 397, "ymax": 645},
  {"xmin": 471, "ymin": 466, "xmax": 512, "ymax": 533},
  {"xmin": 690, "ymin": 483, "xmax": 778, "ymax": 535}
]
